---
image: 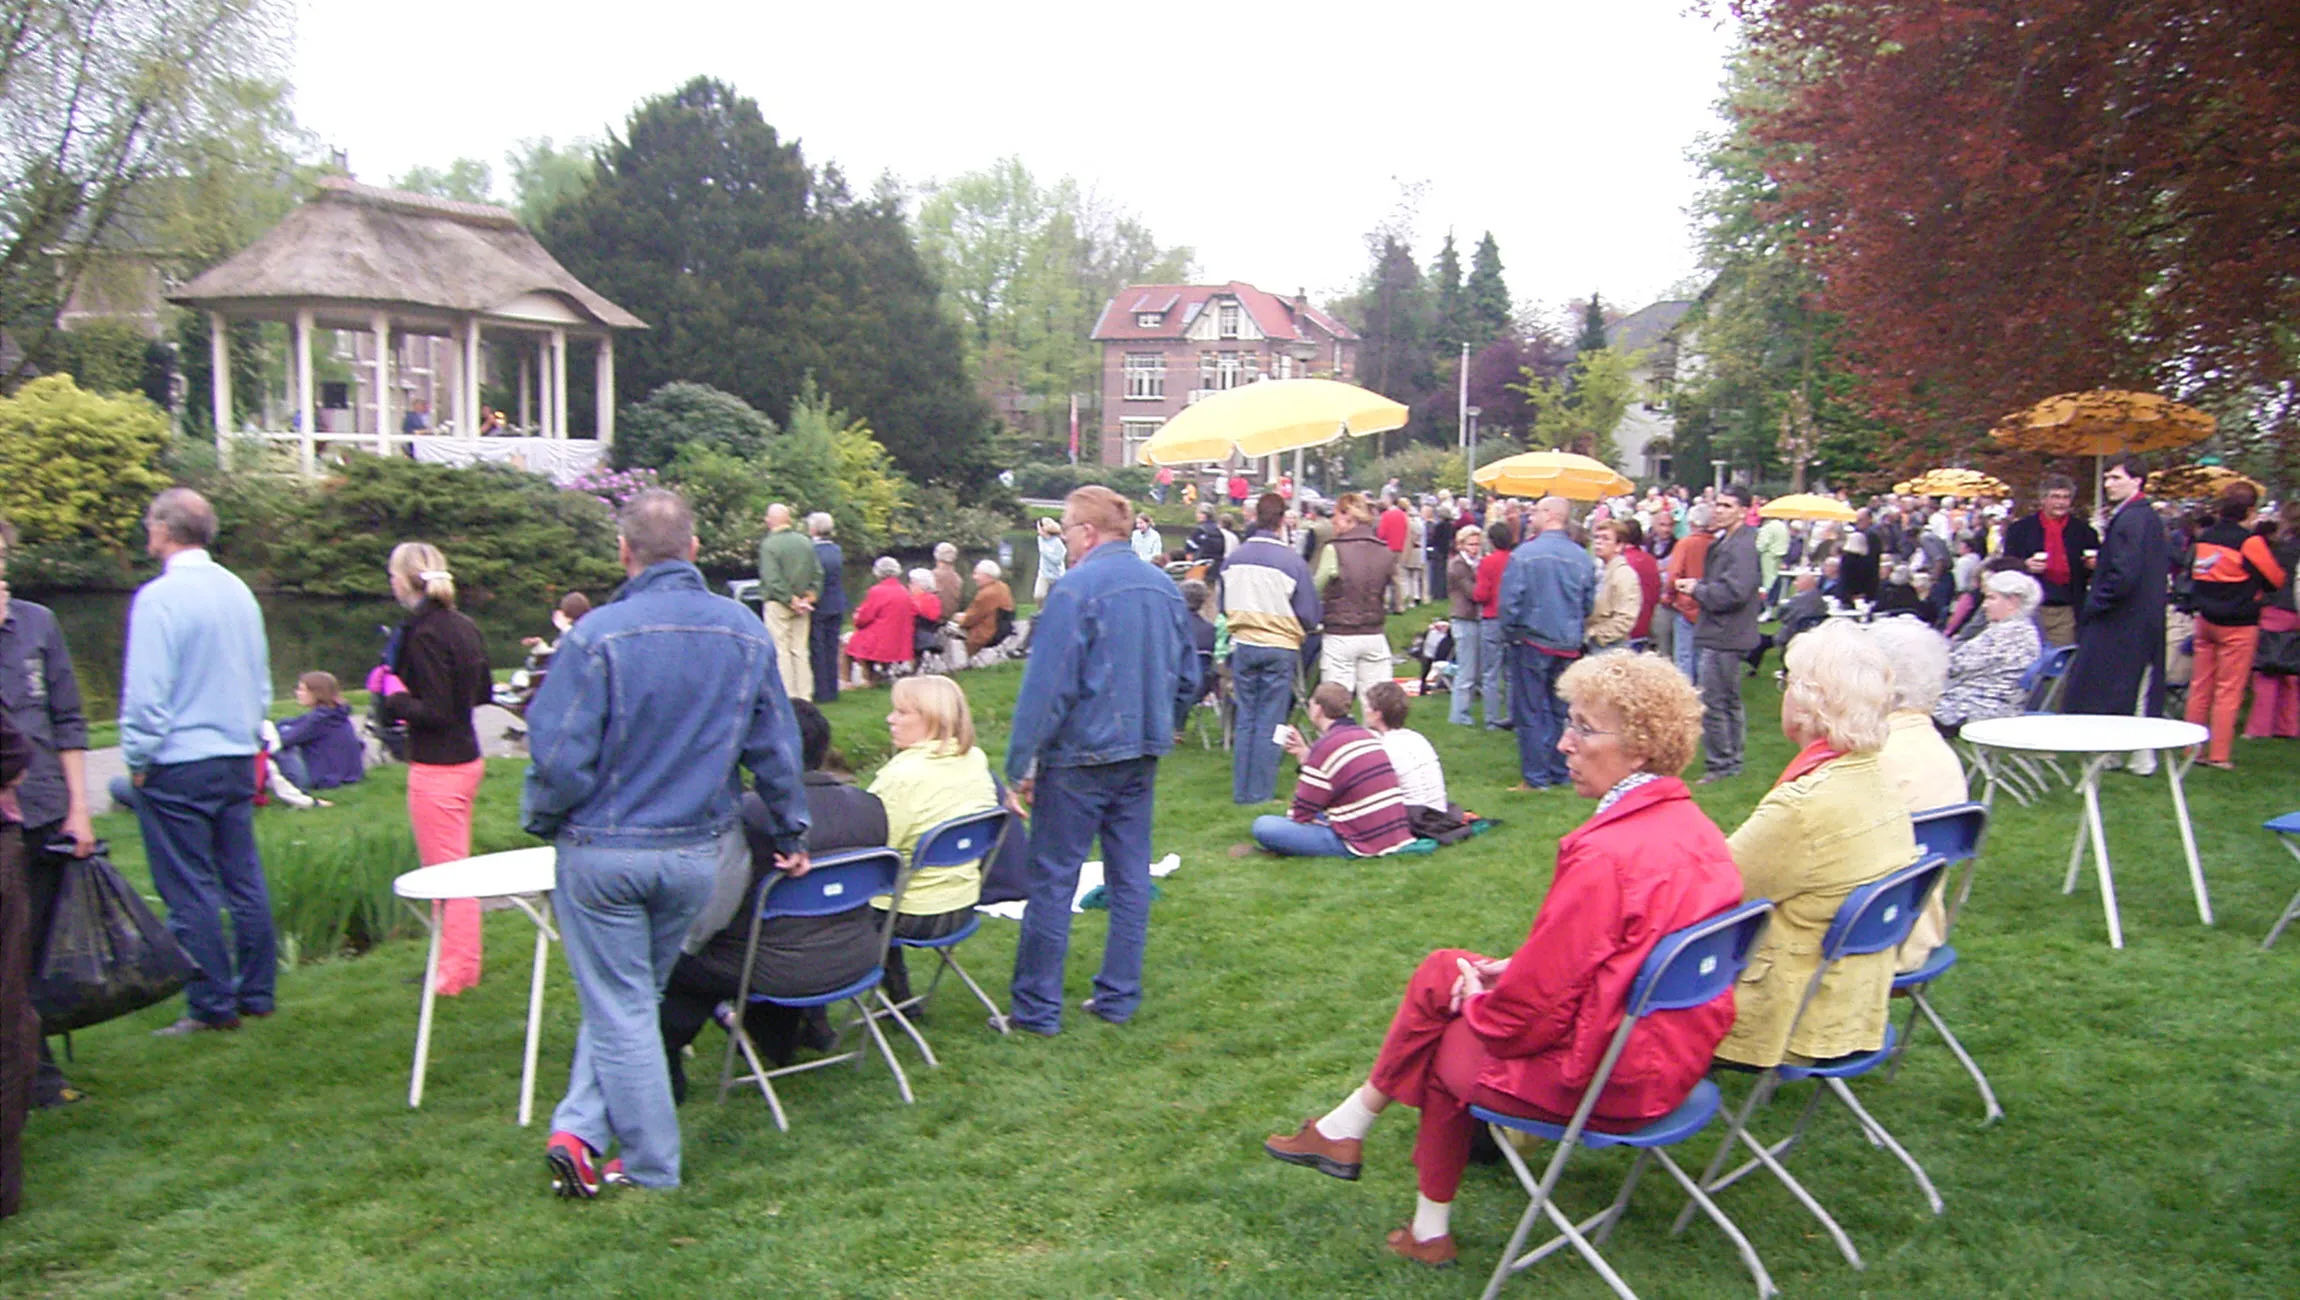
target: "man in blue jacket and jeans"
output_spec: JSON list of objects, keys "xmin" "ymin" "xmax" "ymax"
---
[
  {"xmin": 1497, "ymin": 496, "xmax": 1595, "ymax": 790},
  {"xmin": 1005, "ymin": 486, "xmax": 1196, "ymax": 1035},
  {"xmin": 524, "ymin": 489, "xmax": 811, "ymax": 1197}
]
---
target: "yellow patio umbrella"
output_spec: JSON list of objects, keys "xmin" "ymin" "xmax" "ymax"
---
[
  {"xmin": 2147, "ymin": 464, "xmax": 2261, "ymax": 501},
  {"xmin": 1135, "ymin": 379, "xmax": 1408, "ymax": 466},
  {"xmin": 1895, "ymin": 468, "xmax": 2011, "ymax": 498},
  {"xmin": 1471, "ymin": 451, "xmax": 1633, "ymax": 501},
  {"xmin": 1990, "ymin": 389, "xmax": 2214, "ymax": 503},
  {"xmin": 1757, "ymin": 493, "xmax": 1858, "ymax": 522}
]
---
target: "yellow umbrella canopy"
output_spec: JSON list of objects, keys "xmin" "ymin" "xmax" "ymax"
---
[
  {"xmin": 1989, "ymin": 389, "xmax": 2214, "ymax": 456},
  {"xmin": 1136, "ymin": 379, "xmax": 1408, "ymax": 466},
  {"xmin": 1471, "ymin": 451, "xmax": 1633, "ymax": 502},
  {"xmin": 2147, "ymin": 464, "xmax": 2261, "ymax": 501},
  {"xmin": 1894, "ymin": 468, "xmax": 2012, "ymax": 498},
  {"xmin": 1757, "ymin": 493, "xmax": 1858, "ymax": 522}
]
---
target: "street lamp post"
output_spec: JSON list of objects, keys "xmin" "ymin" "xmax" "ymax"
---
[{"xmin": 1465, "ymin": 406, "xmax": 1482, "ymax": 501}]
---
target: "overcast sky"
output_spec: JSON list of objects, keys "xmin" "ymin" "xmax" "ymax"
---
[{"xmin": 293, "ymin": 1, "xmax": 1739, "ymax": 322}]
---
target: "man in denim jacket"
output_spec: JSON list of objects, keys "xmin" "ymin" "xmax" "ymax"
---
[
  {"xmin": 1005, "ymin": 487, "xmax": 1195, "ymax": 1035},
  {"xmin": 523, "ymin": 489, "xmax": 810, "ymax": 1197},
  {"xmin": 1497, "ymin": 496, "xmax": 1595, "ymax": 790}
]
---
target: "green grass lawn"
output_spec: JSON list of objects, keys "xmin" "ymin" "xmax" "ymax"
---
[{"xmin": 8, "ymin": 622, "xmax": 2300, "ymax": 1297}]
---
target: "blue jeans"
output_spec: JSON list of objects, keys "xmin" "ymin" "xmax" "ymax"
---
[
  {"xmin": 274, "ymin": 748, "xmax": 312, "ymax": 793},
  {"xmin": 550, "ymin": 831, "xmax": 726, "ymax": 1188},
  {"xmin": 1230, "ymin": 643, "xmax": 1297, "ymax": 804},
  {"xmin": 1250, "ymin": 815, "xmax": 1351, "ymax": 857},
  {"xmin": 1478, "ymin": 618, "xmax": 1508, "ymax": 725},
  {"xmin": 133, "ymin": 755, "xmax": 275, "ymax": 1024},
  {"xmin": 1673, "ymin": 611, "xmax": 1700, "ymax": 686},
  {"xmin": 810, "ymin": 611, "xmax": 843, "ymax": 702},
  {"xmin": 1447, "ymin": 617, "xmax": 1482, "ymax": 726},
  {"xmin": 1009, "ymin": 757, "xmax": 1158, "ymax": 1032},
  {"xmin": 1509, "ymin": 643, "xmax": 1574, "ymax": 787},
  {"xmin": 1698, "ymin": 647, "xmax": 1748, "ymax": 777}
]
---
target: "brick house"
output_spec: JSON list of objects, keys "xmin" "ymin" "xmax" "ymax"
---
[{"xmin": 1089, "ymin": 281, "xmax": 1359, "ymax": 467}]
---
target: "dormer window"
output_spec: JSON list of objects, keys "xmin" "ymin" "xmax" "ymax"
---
[
  {"xmin": 1137, "ymin": 312, "xmax": 1162, "ymax": 328},
  {"xmin": 1219, "ymin": 302, "xmax": 1240, "ymax": 338}
]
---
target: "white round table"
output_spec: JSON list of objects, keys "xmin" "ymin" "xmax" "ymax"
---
[
  {"xmin": 393, "ymin": 846, "xmax": 557, "ymax": 1125},
  {"xmin": 1959, "ymin": 714, "xmax": 2211, "ymax": 949}
]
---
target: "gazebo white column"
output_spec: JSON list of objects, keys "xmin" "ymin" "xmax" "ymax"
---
[
  {"xmin": 208, "ymin": 311, "xmax": 231, "ymax": 456},
  {"xmin": 371, "ymin": 312, "xmax": 393, "ymax": 455},
  {"xmin": 517, "ymin": 349, "xmax": 531, "ymax": 431},
  {"xmin": 595, "ymin": 335, "xmax": 615, "ymax": 447},
  {"xmin": 463, "ymin": 315, "xmax": 482, "ymax": 436},
  {"xmin": 294, "ymin": 308, "xmax": 317, "ymax": 473},
  {"xmin": 550, "ymin": 327, "xmax": 568, "ymax": 439}
]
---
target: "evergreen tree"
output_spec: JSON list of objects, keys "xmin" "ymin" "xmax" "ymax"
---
[
  {"xmin": 1575, "ymin": 293, "xmax": 1611, "ymax": 354},
  {"xmin": 539, "ymin": 78, "xmax": 995, "ymax": 487},
  {"xmin": 1464, "ymin": 233, "xmax": 1512, "ymax": 348},
  {"xmin": 1428, "ymin": 233, "xmax": 1466, "ymax": 354},
  {"xmin": 1344, "ymin": 234, "xmax": 1433, "ymax": 456}
]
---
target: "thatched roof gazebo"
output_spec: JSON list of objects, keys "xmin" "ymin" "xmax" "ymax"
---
[{"xmin": 169, "ymin": 177, "xmax": 644, "ymax": 473}]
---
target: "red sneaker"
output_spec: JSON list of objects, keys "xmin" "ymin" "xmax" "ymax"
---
[
  {"xmin": 601, "ymin": 1158, "xmax": 633, "ymax": 1188},
  {"xmin": 545, "ymin": 1131, "xmax": 601, "ymax": 1199}
]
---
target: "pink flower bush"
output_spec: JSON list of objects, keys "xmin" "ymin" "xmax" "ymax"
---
[{"xmin": 568, "ymin": 465, "xmax": 661, "ymax": 511}]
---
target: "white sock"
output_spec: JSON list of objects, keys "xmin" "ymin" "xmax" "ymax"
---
[
  {"xmin": 1315, "ymin": 1090, "xmax": 1378, "ymax": 1142},
  {"xmin": 1413, "ymin": 1194, "xmax": 1453, "ymax": 1242}
]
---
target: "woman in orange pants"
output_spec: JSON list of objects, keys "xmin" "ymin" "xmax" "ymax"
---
[
  {"xmin": 379, "ymin": 543, "xmax": 495, "ymax": 993},
  {"xmin": 2184, "ymin": 485, "xmax": 2287, "ymax": 768}
]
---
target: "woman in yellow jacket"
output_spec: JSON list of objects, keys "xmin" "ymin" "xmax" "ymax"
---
[
  {"xmin": 869, "ymin": 674, "xmax": 1001, "ymax": 1005},
  {"xmin": 1717, "ymin": 620, "xmax": 1919, "ymax": 1068}
]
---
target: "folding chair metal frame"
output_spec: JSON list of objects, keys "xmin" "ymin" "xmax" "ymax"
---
[
  {"xmin": 717, "ymin": 848, "xmax": 928, "ymax": 1131},
  {"xmin": 1885, "ymin": 803, "xmax": 2002, "ymax": 1123},
  {"xmin": 1965, "ymin": 645, "xmax": 2077, "ymax": 807},
  {"xmin": 1475, "ymin": 900, "xmax": 1780, "ymax": 1300},
  {"xmin": 875, "ymin": 808, "xmax": 1014, "ymax": 1045},
  {"xmin": 2262, "ymin": 813, "xmax": 2300, "ymax": 950},
  {"xmin": 1671, "ymin": 857, "xmax": 1951, "ymax": 1272}
]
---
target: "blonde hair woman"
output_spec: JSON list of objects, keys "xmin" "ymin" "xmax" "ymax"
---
[
  {"xmin": 866, "ymin": 675, "xmax": 999, "ymax": 1005},
  {"xmin": 379, "ymin": 541, "xmax": 494, "ymax": 996},
  {"xmin": 1715, "ymin": 620, "xmax": 1917, "ymax": 1068}
]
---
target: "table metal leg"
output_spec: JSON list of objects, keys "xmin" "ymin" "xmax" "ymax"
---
[
  {"xmin": 409, "ymin": 912, "xmax": 442, "ymax": 1108},
  {"xmin": 508, "ymin": 893, "xmax": 557, "ymax": 1129},
  {"xmin": 2163, "ymin": 753, "xmax": 2211, "ymax": 926},
  {"xmin": 2064, "ymin": 756, "xmax": 2110, "ymax": 896},
  {"xmin": 2080, "ymin": 767, "xmax": 2122, "ymax": 949}
]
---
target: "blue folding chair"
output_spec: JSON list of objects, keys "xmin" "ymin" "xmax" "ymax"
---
[
  {"xmin": 1887, "ymin": 803, "xmax": 2001, "ymax": 1122},
  {"xmin": 2262, "ymin": 812, "xmax": 2300, "ymax": 950},
  {"xmin": 1970, "ymin": 644, "xmax": 2078, "ymax": 805},
  {"xmin": 1672, "ymin": 856, "xmax": 1950, "ymax": 1272},
  {"xmin": 716, "ymin": 847, "xmax": 924, "ymax": 1131},
  {"xmin": 881, "ymin": 808, "xmax": 1013, "ymax": 1049},
  {"xmin": 1474, "ymin": 900, "xmax": 1779, "ymax": 1300}
]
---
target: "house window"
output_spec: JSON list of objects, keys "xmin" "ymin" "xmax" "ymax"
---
[
  {"xmin": 1121, "ymin": 417, "xmax": 1163, "ymax": 464},
  {"xmin": 1123, "ymin": 353, "xmax": 1165, "ymax": 400},
  {"xmin": 1273, "ymin": 354, "xmax": 1294, "ymax": 380},
  {"xmin": 1216, "ymin": 352, "xmax": 1243, "ymax": 390},
  {"xmin": 1218, "ymin": 302, "xmax": 1240, "ymax": 338}
]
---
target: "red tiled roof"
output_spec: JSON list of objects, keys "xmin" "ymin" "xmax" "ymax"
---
[{"xmin": 1090, "ymin": 280, "xmax": 1360, "ymax": 343}]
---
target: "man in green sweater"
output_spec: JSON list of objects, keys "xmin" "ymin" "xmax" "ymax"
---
[{"xmin": 756, "ymin": 503, "xmax": 822, "ymax": 701}]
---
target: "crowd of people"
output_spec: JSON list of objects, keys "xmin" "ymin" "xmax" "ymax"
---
[{"xmin": 0, "ymin": 454, "xmax": 2290, "ymax": 1264}]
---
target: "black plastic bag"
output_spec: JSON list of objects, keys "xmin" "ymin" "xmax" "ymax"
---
[{"xmin": 32, "ymin": 841, "xmax": 200, "ymax": 1034}]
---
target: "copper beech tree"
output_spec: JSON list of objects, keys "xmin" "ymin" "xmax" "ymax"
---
[{"xmin": 1729, "ymin": 0, "xmax": 2300, "ymax": 472}]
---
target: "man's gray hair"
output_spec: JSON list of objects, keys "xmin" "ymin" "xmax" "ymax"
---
[
  {"xmin": 974, "ymin": 558, "xmax": 1001, "ymax": 579},
  {"xmin": 1687, "ymin": 502, "xmax": 1713, "ymax": 528},
  {"xmin": 934, "ymin": 541, "xmax": 958, "ymax": 563},
  {"xmin": 147, "ymin": 487, "xmax": 218, "ymax": 548},
  {"xmin": 1867, "ymin": 616, "xmax": 1951, "ymax": 713},
  {"xmin": 907, "ymin": 566, "xmax": 935, "ymax": 589},
  {"xmin": 872, "ymin": 555, "xmax": 901, "ymax": 579},
  {"xmin": 806, "ymin": 511, "xmax": 835, "ymax": 537},
  {"xmin": 618, "ymin": 488, "xmax": 694, "ymax": 567}
]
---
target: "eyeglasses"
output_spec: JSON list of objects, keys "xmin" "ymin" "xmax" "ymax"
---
[{"xmin": 1563, "ymin": 717, "xmax": 1617, "ymax": 740}]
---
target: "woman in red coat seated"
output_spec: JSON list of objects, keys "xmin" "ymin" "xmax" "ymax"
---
[
  {"xmin": 845, "ymin": 556, "xmax": 916, "ymax": 687},
  {"xmin": 1264, "ymin": 651, "xmax": 1742, "ymax": 1269}
]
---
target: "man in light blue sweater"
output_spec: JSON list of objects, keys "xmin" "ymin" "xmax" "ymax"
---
[{"xmin": 120, "ymin": 488, "xmax": 276, "ymax": 1035}]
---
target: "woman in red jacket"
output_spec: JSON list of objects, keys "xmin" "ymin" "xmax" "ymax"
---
[
  {"xmin": 1264, "ymin": 652, "xmax": 1742, "ymax": 1269},
  {"xmin": 845, "ymin": 557, "xmax": 916, "ymax": 687}
]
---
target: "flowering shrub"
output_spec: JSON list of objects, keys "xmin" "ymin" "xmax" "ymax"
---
[{"xmin": 568, "ymin": 464, "xmax": 661, "ymax": 512}]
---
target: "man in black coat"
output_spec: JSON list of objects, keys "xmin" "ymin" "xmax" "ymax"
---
[
  {"xmin": 2063, "ymin": 456, "xmax": 2169, "ymax": 723},
  {"xmin": 1999, "ymin": 473, "xmax": 2100, "ymax": 647}
]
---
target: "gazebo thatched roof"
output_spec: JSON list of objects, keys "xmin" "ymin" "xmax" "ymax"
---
[{"xmin": 168, "ymin": 177, "xmax": 645, "ymax": 330}]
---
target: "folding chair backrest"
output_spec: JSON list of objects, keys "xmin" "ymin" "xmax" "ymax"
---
[
  {"xmin": 757, "ymin": 848, "xmax": 904, "ymax": 921},
  {"xmin": 911, "ymin": 809, "xmax": 1009, "ymax": 871},
  {"xmin": 1628, "ymin": 900, "xmax": 1774, "ymax": 1018},
  {"xmin": 1911, "ymin": 802, "xmax": 1988, "ymax": 864},
  {"xmin": 2020, "ymin": 643, "xmax": 2077, "ymax": 710},
  {"xmin": 1820, "ymin": 856, "xmax": 1948, "ymax": 962}
]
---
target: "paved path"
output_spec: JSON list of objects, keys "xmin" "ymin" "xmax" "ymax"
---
[{"xmin": 86, "ymin": 704, "xmax": 529, "ymax": 815}]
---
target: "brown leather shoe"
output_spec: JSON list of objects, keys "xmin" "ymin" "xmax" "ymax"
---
[
  {"xmin": 1264, "ymin": 1119, "xmax": 1362, "ymax": 1180},
  {"xmin": 1386, "ymin": 1225, "xmax": 1458, "ymax": 1267}
]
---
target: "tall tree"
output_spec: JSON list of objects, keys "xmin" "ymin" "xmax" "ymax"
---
[
  {"xmin": 539, "ymin": 78, "xmax": 994, "ymax": 486},
  {"xmin": 392, "ymin": 158, "xmax": 495, "ymax": 204},
  {"xmin": 1574, "ymin": 293, "xmax": 1610, "ymax": 355},
  {"xmin": 504, "ymin": 136, "xmax": 597, "ymax": 227},
  {"xmin": 1731, "ymin": 0, "xmax": 2300, "ymax": 467},
  {"xmin": 1464, "ymin": 232, "xmax": 1512, "ymax": 348},
  {"xmin": 1428, "ymin": 233, "xmax": 1466, "ymax": 355},
  {"xmin": 1, "ymin": 0, "xmax": 298, "ymax": 389},
  {"xmin": 1344, "ymin": 234, "xmax": 1433, "ymax": 457}
]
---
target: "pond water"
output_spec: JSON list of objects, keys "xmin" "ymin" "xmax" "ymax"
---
[{"xmin": 25, "ymin": 527, "xmax": 1115, "ymax": 719}]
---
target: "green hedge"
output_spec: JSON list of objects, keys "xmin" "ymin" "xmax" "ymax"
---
[{"xmin": 1011, "ymin": 460, "xmax": 1157, "ymax": 501}]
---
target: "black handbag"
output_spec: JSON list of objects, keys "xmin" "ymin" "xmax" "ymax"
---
[
  {"xmin": 32, "ymin": 839, "xmax": 202, "ymax": 1034},
  {"xmin": 2254, "ymin": 627, "xmax": 2300, "ymax": 677}
]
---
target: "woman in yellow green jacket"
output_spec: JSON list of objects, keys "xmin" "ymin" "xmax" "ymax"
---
[
  {"xmin": 1717, "ymin": 621, "xmax": 1919, "ymax": 1068},
  {"xmin": 869, "ymin": 674, "xmax": 1001, "ymax": 1005}
]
